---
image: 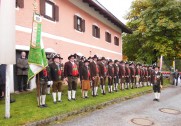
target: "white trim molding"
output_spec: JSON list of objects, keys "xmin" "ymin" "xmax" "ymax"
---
[{"xmin": 15, "ymin": 25, "xmax": 122, "ymax": 55}]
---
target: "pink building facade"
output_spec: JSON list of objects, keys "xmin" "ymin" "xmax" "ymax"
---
[{"xmin": 13, "ymin": 0, "xmax": 131, "ymax": 91}]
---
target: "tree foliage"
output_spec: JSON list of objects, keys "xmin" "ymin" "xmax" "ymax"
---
[{"xmin": 123, "ymin": 0, "xmax": 181, "ymax": 64}]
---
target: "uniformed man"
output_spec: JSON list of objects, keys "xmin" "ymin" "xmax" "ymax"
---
[
  {"xmin": 107, "ymin": 59, "xmax": 114, "ymax": 93},
  {"xmin": 125, "ymin": 62, "xmax": 130, "ymax": 89},
  {"xmin": 147, "ymin": 65, "xmax": 153, "ymax": 86},
  {"xmin": 90, "ymin": 55, "xmax": 100, "ymax": 96},
  {"xmin": 113, "ymin": 60, "xmax": 119, "ymax": 92},
  {"xmin": 98, "ymin": 57, "xmax": 107, "ymax": 95},
  {"xmin": 152, "ymin": 66, "xmax": 163, "ymax": 102},
  {"xmin": 79, "ymin": 56, "xmax": 86, "ymax": 89},
  {"xmin": 119, "ymin": 61, "xmax": 125, "ymax": 90},
  {"xmin": 64, "ymin": 54, "xmax": 79, "ymax": 101},
  {"xmin": 49, "ymin": 54, "xmax": 64, "ymax": 104},
  {"xmin": 37, "ymin": 68, "xmax": 49, "ymax": 108},
  {"xmin": 46, "ymin": 53, "xmax": 54, "ymax": 95},
  {"xmin": 135, "ymin": 63, "xmax": 141, "ymax": 88},
  {"xmin": 129, "ymin": 62, "xmax": 136, "ymax": 89},
  {"xmin": 81, "ymin": 59, "xmax": 91, "ymax": 98},
  {"xmin": 143, "ymin": 65, "xmax": 148, "ymax": 86}
]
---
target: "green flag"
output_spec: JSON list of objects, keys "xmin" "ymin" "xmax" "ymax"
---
[{"xmin": 28, "ymin": 13, "xmax": 48, "ymax": 81}]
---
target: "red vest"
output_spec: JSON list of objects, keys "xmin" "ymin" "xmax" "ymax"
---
[{"xmin": 72, "ymin": 63, "xmax": 79, "ymax": 76}]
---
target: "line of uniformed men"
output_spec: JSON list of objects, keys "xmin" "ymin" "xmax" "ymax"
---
[{"xmin": 37, "ymin": 53, "xmax": 163, "ymax": 108}]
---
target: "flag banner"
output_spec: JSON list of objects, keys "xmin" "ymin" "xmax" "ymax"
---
[{"xmin": 28, "ymin": 13, "xmax": 48, "ymax": 81}]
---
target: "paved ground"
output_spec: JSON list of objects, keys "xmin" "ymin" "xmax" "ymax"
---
[{"xmin": 52, "ymin": 82, "xmax": 181, "ymax": 126}]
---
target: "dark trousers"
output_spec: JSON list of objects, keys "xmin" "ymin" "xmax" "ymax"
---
[
  {"xmin": 68, "ymin": 77, "xmax": 78, "ymax": 90},
  {"xmin": 108, "ymin": 77, "xmax": 113, "ymax": 85},
  {"xmin": 52, "ymin": 81, "xmax": 62, "ymax": 92},
  {"xmin": 17, "ymin": 75, "xmax": 27, "ymax": 91},
  {"xmin": 153, "ymin": 84, "xmax": 161, "ymax": 93}
]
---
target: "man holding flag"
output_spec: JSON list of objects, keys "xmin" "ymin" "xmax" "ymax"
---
[{"xmin": 28, "ymin": 12, "xmax": 48, "ymax": 107}]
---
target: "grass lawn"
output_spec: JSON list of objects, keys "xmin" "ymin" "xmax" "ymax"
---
[{"xmin": 0, "ymin": 79, "xmax": 170, "ymax": 126}]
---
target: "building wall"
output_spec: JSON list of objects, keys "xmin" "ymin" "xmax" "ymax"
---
[{"xmin": 16, "ymin": 0, "xmax": 123, "ymax": 61}]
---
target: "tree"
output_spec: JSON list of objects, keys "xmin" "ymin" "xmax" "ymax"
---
[{"xmin": 123, "ymin": 0, "xmax": 181, "ymax": 64}]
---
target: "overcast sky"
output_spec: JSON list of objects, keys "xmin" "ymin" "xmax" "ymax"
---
[{"xmin": 97, "ymin": 0, "xmax": 134, "ymax": 24}]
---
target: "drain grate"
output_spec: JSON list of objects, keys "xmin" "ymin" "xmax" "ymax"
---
[
  {"xmin": 159, "ymin": 108, "xmax": 181, "ymax": 115},
  {"xmin": 131, "ymin": 118, "xmax": 154, "ymax": 126}
]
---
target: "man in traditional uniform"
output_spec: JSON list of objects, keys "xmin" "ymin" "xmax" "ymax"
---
[
  {"xmin": 49, "ymin": 54, "xmax": 64, "ymax": 103},
  {"xmin": 143, "ymin": 65, "xmax": 148, "ymax": 86},
  {"xmin": 90, "ymin": 55, "xmax": 100, "ymax": 96},
  {"xmin": 135, "ymin": 63, "xmax": 141, "ymax": 88},
  {"xmin": 37, "ymin": 67, "xmax": 49, "ymax": 108},
  {"xmin": 46, "ymin": 53, "xmax": 54, "ymax": 95},
  {"xmin": 113, "ymin": 60, "xmax": 119, "ymax": 92},
  {"xmin": 129, "ymin": 62, "xmax": 136, "ymax": 89},
  {"xmin": 98, "ymin": 57, "xmax": 107, "ymax": 95},
  {"xmin": 81, "ymin": 59, "xmax": 91, "ymax": 98},
  {"xmin": 107, "ymin": 59, "xmax": 114, "ymax": 93},
  {"xmin": 152, "ymin": 66, "xmax": 163, "ymax": 102},
  {"xmin": 119, "ymin": 61, "xmax": 125, "ymax": 90},
  {"xmin": 125, "ymin": 62, "xmax": 130, "ymax": 89},
  {"xmin": 79, "ymin": 56, "xmax": 85, "ymax": 89},
  {"xmin": 147, "ymin": 65, "xmax": 153, "ymax": 86},
  {"xmin": 64, "ymin": 54, "xmax": 79, "ymax": 101}
]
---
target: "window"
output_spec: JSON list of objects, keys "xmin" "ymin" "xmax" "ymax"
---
[
  {"xmin": 105, "ymin": 32, "xmax": 111, "ymax": 43},
  {"xmin": 16, "ymin": 0, "xmax": 24, "ymax": 8},
  {"xmin": 92, "ymin": 25, "xmax": 100, "ymax": 38},
  {"xmin": 114, "ymin": 36, "xmax": 119, "ymax": 46},
  {"xmin": 40, "ymin": 0, "xmax": 59, "ymax": 22},
  {"xmin": 74, "ymin": 15, "xmax": 85, "ymax": 32}
]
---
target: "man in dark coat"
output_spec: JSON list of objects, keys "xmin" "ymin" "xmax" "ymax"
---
[
  {"xmin": 90, "ymin": 55, "xmax": 100, "ymax": 96},
  {"xmin": 98, "ymin": 57, "xmax": 107, "ymax": 95},
  {"xmin": 113, "ymin": 60, "xmax": 119, "ymax": 92},
  {"xmin": 49, "ymin": 54, "xmax": 64, "ymax": 103},
  {"xmin": 119, "ymin": 61, "xmax": 125, "ymax": 90},
  {"xmin": 64, "ymin": 54, "xmax": 79, "ymax": 101},
  {"xmin": 16, "ymin": 51, "xmax": 28, "ymax": 92},
  {"xmin": 107, "ymin": 59, "xmax": 114, "ymax": 93},
  {"xmin": 152, "ymin": 66, "xmax": 163, "ymax": 102},
  {"xmin": 129, "ymin": 62, "xmax": 136, "ymax": 89},
  {"xmin": 135, "ymin": 63, "xmax": 141, "ymax": 88},
  {"xmin": 125, "ymin": 62, "xmax": 130, "ymax": 89}
]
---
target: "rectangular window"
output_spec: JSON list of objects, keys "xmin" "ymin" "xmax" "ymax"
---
[
  {"xmin": 114, "ymin": 36, "xmax": 119, "ymax": 46},
  {"xmin": 92, "ymin": 25, "xmax": 100, "ymax": 38},
  {"xmin": 40, "ymin": 0, "xmax": 59, "ymax": 22},
  {"xmin": 74, "ymin": 15, "xmax": 85, "ymax": 32},
  {"xmin": 16, "ymin": 0, "xmax": 24, "ymax": 8},
  {"xmin": 105, "ymin": 32, "xmax": 111, "ymax": 43}
]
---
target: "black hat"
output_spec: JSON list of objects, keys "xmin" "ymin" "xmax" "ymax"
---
[
  {"xmin": 101, "ymin": 57, "xmax": 106, "ymax": 61},
  {"xmin": 114, "ymin": 60, "xmax": 119, "ymax": 63},
  {"xmin": 129, "ymin": 61, "xmax": 134, "ymax": 65},
  {"xmin": 92, "ymin": 55, "xmax": 98, "ymax": 59},
  {"xmin": 153, "ymin": 65, "xmax": 159, "ymax": 69},
  {"xmin": 88, "ymin": 56, "xmax": 92, "ymax": 60},
  {"xmin": 80, "ymin": 56, "xmax": 86, "ymax": 60},
  {"xmin": 125, "ymin": 61, "xmax": 129, "ymax": 64},
  {"xmin": 68, "ymin": 54, "xmax": 76, "ymax": 60},
  {"xmin": 84, "ymin": 59, "xmax": 90, "ymax": 63},
  {"xmin": 120, "ymin": 61, "xmax": 125, "ymax": 64},
  {"xmin": 108, "ymin": 59, "xmax": 113, "ymax": 64},
  {"xmin": 53, "ymin": 54, "xmax": 63, "ymax": 59}
]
